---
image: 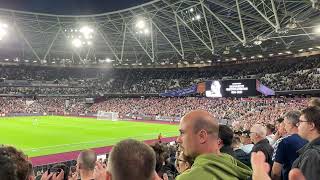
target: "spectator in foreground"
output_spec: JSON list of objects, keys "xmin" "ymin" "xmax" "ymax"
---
[
  {"xmin": 271, "ymin": 111, "xmax": 307, "ymax": 180},
  {"xmin": 292, "ymin": 106, "xmax": 320, "ymax": 180},
  {"xmin": 250, "ymin": 124, "xmax": 274, "ymax": 168},
  {"xmin": 0, "ymin": 148, "xmax": 18, "ymax": 180},
  {"xmin": 175, "ymin": 151, "xmax": 194, "ymax": 174},
  {"xmin": 102, "ymin": 139, "xmax": 158, "ymax": 180},
  {"xmin": 76, "ymin": 149, "xmax": 97, "ymax": 180},
  {"xmin": 218, "ymin": 125, "xmax": 235, "ymax": 157},
  {"xmin": 0, "ymin": 146, "xmax": 35, "ymax": 180},
  {"xmin": 151, "ymin": 143, "xmax": 178, "ymax": 180},
  {"xmin": 175, "ymin": 110, "xmax": 252, "ymax": 180},
  {"xmin": 266, "ymin": 124, "xmax": 275, "ymax": 144},
  {"xmin": 232, "ymin": 136, "xmax": 250, "ymax": 167},
  {"xmin": 251, "ymin": 151, "xmax": 306, "ymax": 180},
  {"xmin": 272, "ymin": 119, "xmax": 288, "ymax": 162},
  {"xmin": 240, "ymin": 130, "xmax": 254, "ymax": 154}
]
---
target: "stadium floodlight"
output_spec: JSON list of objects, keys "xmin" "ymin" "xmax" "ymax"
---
[
  {"xmin": 269, "ymin": 54, "xmax": 274, "ymax": 56},
  {"xmin": 253, "ymin": 40, "xmax": 262, "ymax": 45},
  {"xmin": 308, "ymin": 47, "xmax": 314, "ymax": 50},
  {"xmin": 136, "ymin": 19, "xmax": 146, "ymax": 29},
  {"xmin": 278, "ymin": 52, "xmax": 283, "ymax": 55},
  {"xmin": 190, "ymin": 8, "xmax": 194, "ymax": 12},
  {"xmin": 80, "ymin": 26, "xmax": 94, "ymax": 39},
  {"xmin": 286, "ymin": 51, "xmax": 292, "ymax": 54},
  {"xmin": 207, "ymin": 60, "xmax": 212, "ymax": 63},
  {"xmin": 316, "ymin": 46, "xmax": 320, "ymax": 49},
  {"xmin": 143, "ymin": 29, "xmax": 149, "ymax": 34},
  {"xmin": 135, "ymin": 18, "xmax": 150, "ymax": 35},
  {"xmin": 72, "ymin": 38, "xmax": 82, "ymax": 48},
  {"xmin": 251, "ymin": 56, "xmax": 255, "ymax": 59},
  {"xmin": 298, "ymin": 49, "xmax": 304, "ymax": 52},
  {"xmin": 195, "ymin": 14, "xmax": 201, "ymax": 20},
  {"xmin": 87, "ymin": 41, "xmax": 92, "ymax": 45},
  {"xmin": 0, "ymin": 23, "xmax": 8, "ymax": 41},
  {"xmin": 106, "ymin": 58, "xmax": 112, "ymax": 63},
  {"xmin": 257, "ymin": 55, "xmax": 263, "ymax": 58},
  {"xmin": 242, "ymin": 57, "xmax": 247, "ymax": 60},
  {"xmin": 315, "ymin": 25, "xmax": 320, "ymax": 35}
]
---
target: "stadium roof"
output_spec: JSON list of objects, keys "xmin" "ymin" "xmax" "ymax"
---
[{"xmin": 0, "ymin": 0, "xmax": 319, "ymax": 67}]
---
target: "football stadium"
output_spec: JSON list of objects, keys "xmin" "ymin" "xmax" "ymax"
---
[{"xmin": 0, "ymin": 0, "xmax": 320, "ymax": 179}]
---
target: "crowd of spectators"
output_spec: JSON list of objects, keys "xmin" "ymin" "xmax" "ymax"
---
[
  {"xmin": 1, "ymin": 97, "xmax": 320, "ymax": 180},
  {"xmin": 0, "ymin": 97, "xmax": 308, "ymax": 129},
  {"xmin": 0, "ymin": 56, "xmax": 319, "ymax": 95}
]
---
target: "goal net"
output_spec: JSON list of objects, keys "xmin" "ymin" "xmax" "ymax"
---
[{"xmin": 97, "ymin": 111, "xmax": 119, "ymax": 121}]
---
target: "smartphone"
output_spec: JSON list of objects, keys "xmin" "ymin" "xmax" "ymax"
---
[
  {"xmin": 70, "ymin": 166, "xmax": 76, "ymax": 173},
  {"xmin": 49, "ymin": 168, "xmax": 62, "ymax": 174}
]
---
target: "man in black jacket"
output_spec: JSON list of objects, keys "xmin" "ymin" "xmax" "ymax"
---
[
  {"xmin": 250, "ymin": 124, "xmax": 274, "ymax": 168},
  {"xmin": 232, "ymin": 136, "xmax": 251, "ymax": 166},
  {"xmin": 292, "ymin": 106, "xmax": 320, "ymax": 180}
]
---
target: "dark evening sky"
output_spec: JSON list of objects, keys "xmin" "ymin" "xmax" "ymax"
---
[{"xmin": 0, "ymin": 0, "xmax": 150, "ymax": 15}]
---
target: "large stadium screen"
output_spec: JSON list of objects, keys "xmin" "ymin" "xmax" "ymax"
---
[{"xmin": 205, "ymin": 79, "xmax": 258, "ymax": 97}]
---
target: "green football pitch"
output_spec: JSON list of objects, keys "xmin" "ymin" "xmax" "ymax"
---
[{"xmin": 0, "ymin": 116, "xmax": 179, "ymax": 157}]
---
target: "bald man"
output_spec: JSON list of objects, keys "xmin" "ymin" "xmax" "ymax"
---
[
  {"xmin": 77, "ymin": 149, "xmax": 97, "ymax": 180},
  {"xmin": 176, "ymin": 110, "xmax": 252, "ymax": 180},
  {"xmin": 250, "ymin": 124, "xmax": 274, "ymax": 168}
]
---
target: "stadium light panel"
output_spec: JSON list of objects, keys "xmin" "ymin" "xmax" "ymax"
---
[
  {"xmin": 278, "ymin": 52, "xmax": 283, "ymax": 55},
  {"xmin": 72, "ymin": 38, "xmax": 82, "ymax": 48},
  {"xmin": 242, "ymin": 57, "xmax": 247, "ymax": 60},
  {"xmin": 0, "ymin": 23, "xmax": 8, "ymax": 41},
  {"xmin": 190, "ymin": 8, "xmax": 194, "ymax": 12},
  {"xmin": 136, "ymin": 20, "xmax": 146, "ymax": 29},
  {"xmin": 80, "ymin": 26, "xmax": 94, "ymax": 39},
  {"xmin": 106, "ymin": 58, "xmax": 112, "ymax": 63},
  {"xmin": 298, "ymin": 49, "xmax": 304, "ymax": 52},
  {"xmin": 253, "ymin": 40, "xmax": 262, "ymax": 45},
  {"xmin": 315, "ymin": 25, "xmax": 320, "ymax": 35},
  {"xmin": 195, "ymin": 14, "xmax": 201, "ymax": 20},
  {"xmin": 207, "ymin": 60, "xmax": 212, "ymax": 63}
]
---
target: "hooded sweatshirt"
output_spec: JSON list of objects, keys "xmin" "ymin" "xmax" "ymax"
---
[{"xmin": 176, "ymin": 153, "xmax": 252, "ymax": 180}]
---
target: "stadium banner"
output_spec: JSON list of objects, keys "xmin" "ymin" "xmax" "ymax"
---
[
  {"xmin": 256, "ymin": 80, "xmax": 275, "ymax": 96},
  {"xmin": 205, "ymin": 79, "xmax": 274, "ymax": 98},
  {"xmin": 160, "ymin": 84, "xmax": 197, "ymax": 97}
]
